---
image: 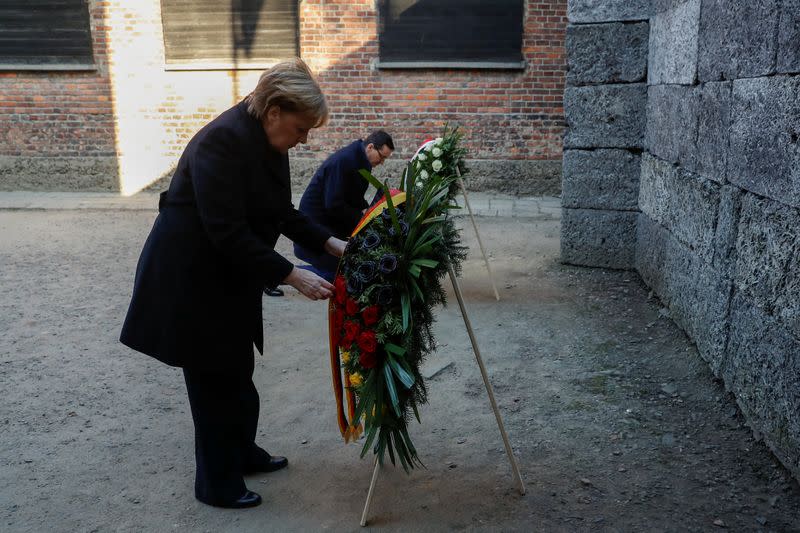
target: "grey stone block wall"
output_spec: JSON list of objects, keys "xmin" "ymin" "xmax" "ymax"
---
[
  {"xmin": 561, "ymin": 208, "xmax": 638, "ymax": 269},
  {"xmin": 561, "ymin": 0, "xmax": 650, "ymax": 270},
  {"xmin": 565, "ymin": 0, "xmax": 800, "ymax": 478},
  {"xmin": 631, "ymin": 0, "xmax": 800, "ymax": 479}
]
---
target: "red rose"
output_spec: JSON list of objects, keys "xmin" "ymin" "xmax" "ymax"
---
[
  {"xmin": 334, "ymin": 276, "xmax": 347, "ymax": 305},
  {"xmin": 357, "ymin": 330, "xmax": 377, "ymax": 354},
  {"xmin": 345, "ymin": 298, "xmax": 360, "ymax": 316},
  {"xmin": 359, "ymin": 349, "xmax": 377, "ymax": 369},
  {"xmin": 361, "ymin": 305, "xmax": 380, "ymax": 326},
  {"xmin": 340, "ymin": 320, "xmax": 361, "ymax": 348},
  {"xmin": 333, "ymin": 307, "xmax": 344, "ymax": 329}
]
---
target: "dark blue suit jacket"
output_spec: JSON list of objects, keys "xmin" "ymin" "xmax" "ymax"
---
[
  {"xmin": 297, "ymin": 140, "xmax": 372, "ymax": 239},
  {"xmin": 120, "ymin": 101, "xmax": 329, "ymax": 370}
]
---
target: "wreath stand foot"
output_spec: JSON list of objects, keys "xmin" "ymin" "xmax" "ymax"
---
[{"xmin": 360, "ymin": 457, "xmax": 381, "ymax": 527}]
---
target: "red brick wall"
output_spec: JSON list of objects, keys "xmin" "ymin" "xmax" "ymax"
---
[
  {"xmin": 300, "ymin": 0, "xmax": 567, "ymax": 161},
  {"xmin": 0, "ymin": 0, "xmax": 567, "ymax": 192},
  {"xmin": 0, "ymin": 1, "xmax": 114, "ymax": 157}
]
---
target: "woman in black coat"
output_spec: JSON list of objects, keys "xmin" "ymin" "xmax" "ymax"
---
[{"xmin": 120, "ymin": 59, "xmax": 345, "ymax": 509}]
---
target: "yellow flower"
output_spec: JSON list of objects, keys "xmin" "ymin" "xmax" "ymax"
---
[
  {"xmin": 341, "ymin": 350, "xmax": 351, "ymax": 363},
  {"xmin": 349, "ymin": 372, "xmax": 363, "ymax": 387}
]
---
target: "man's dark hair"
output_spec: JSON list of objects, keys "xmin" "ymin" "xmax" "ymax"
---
[{"xmin": 365, "ymin": 130, "xmax": 394, "ymax": 151}]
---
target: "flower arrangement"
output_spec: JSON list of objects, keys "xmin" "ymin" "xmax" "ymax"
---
[{"xmin": 328, "ymin": 126, "xmax": 468, "ymax": 470}]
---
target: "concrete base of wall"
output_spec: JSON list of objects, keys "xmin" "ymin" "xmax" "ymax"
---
[
  {"xmin": 1, "ymin": 156, "xmax": 562, "ymax": 196},
  {"xmin": 0, "ymin": 156, "xmax": 120, "ymax": 191}
]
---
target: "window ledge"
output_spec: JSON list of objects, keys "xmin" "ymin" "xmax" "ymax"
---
[
  {"xmin": 0, "ymin": 63, "xmax": 96, "ymax": 72},
  {"xmin": 164, "ymin": 61, "xmax": 279, "ymax": 72},
  {"xmin": 376, "ymin": 60, "xmax": 526, "ymax": 70}
]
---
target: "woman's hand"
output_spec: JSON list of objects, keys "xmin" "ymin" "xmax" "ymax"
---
[
  {"xmin": 283, "ymin": 267, "xmax": 334, "ymax": 300},
  {"xmin": 324, "ymin": 237, "xmax": 347, "ymax": 258}
]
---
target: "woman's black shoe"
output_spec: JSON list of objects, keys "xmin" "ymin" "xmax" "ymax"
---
[
  {"xmin": 200, "ymin": 490, "xmax": 262, "ymax": 509},
  {"xmin": 263, "ymin": 286, "xmax": 284, "ymax": 297}
]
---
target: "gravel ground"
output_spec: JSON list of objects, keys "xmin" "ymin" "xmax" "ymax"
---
[{"xmin": 1, "ymin": 209, "xmax": 799, "ymax": 532}]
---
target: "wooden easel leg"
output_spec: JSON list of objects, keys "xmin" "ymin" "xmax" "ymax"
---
[
  {"xmin": 456, "ymin": 173, "xmax": 500, "ymax": 301},
  {"xmin": 448, "ymin": 265, "xmax": 526, "ymax": 495},
  {"xmin": 360, "ymin": 456, "xmax": 381, "ymax": 527}
]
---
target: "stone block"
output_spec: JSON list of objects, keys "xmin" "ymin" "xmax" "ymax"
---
[
  {"xmin": 734, "ymin": 193, "xmax": 800, "ymax": 338},
  {"xmin": 567, "ymin": 22, "xmax": 649, "ymax": 86},
  {"xmin": 645, "ymin": 84, "xmax": 700, "ymax": 168},
  {"xmin": 635, "ymin": 213, "xmax": 733, "ymax": 370},
  {"xmin": 561, "ymin": 207, "xmax": 637, "ymax": 269},
  {"xmin": 647, "ymin": 0, "xmax": 701, "ymax": 84},
  {"xmin": 568, "ymin": 0, "xmax": 653, "ymax": 23},
  {"xmin": 638, "ymin": 153, "xmax": 721, "ymax": 263},
  {"xmin": 698, "ymin": 0, "xmax": 779, "ymax": 81},
  {"xmin": 729, "ymin": 76, "xmax": 800, "ymax": 208},
  {"xmin": 693, "ymin": 81, "xmax": 732, "ymax": 182},
  {"xmin": 713, "ymin": 185, "xmax": 742, "ymax": 277},
  {"xmin": 561, "ymin": 149, "xmax": 640, "ymax": 210},
  {"xmin": 564, "ymin": 84, "xmax": 647, "ymax": 149},
  {"xmin": 725, "ymin": 290, "xmax": 800, "ymax": 481},
  {"xmin": 778, "ymin": 0, "xmax": 800, "ymax": 74}
]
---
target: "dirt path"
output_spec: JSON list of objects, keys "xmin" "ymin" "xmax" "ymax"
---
[{"xmin": 1, "ymin": 210, "xmax": 798, "ymax": 532}]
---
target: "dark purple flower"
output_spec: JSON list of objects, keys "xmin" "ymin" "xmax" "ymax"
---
[
  {"xmin": 375, "ymin": 284, "xmax": 395, "ymax": 306},
  {"xmin": 346, "ymin": 276, "xmax": 363, "ymax": 295},
  {"xmin": 361, "ymin": 230, "xmax": 381, "ymax": 250},
  {"xmin": 388, "ymin": 220, "xmax": 409, "ymax": 238},
  {"xmin": 379, "ymin": 254, "xmax": 398, "ymax": 274},
  {"xmin": 355, "ymin": 260, "xmax": 378, "ymax": 283}
]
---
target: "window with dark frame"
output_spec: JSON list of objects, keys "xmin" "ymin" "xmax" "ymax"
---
[
  {"xmin": 160, "ymin": 0, "xmax": 299, "ymax": 70},
  {"xmin": 377, "ymin": 0, "xmax": 525, "ymax": 69},
  {"xmin": 0, "ymin": 0, "xmax": 94, "ymax": 70}
]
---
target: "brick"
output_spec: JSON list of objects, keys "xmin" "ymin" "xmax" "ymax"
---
[{"xmin": 693, "ymin": 81, "xmax": 732, "ymax": 183}]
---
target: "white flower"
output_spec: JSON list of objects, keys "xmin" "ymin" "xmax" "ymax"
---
[
  {"xmin": 417, "ymin": 152, "xmax": 427, "ymax": 161},
  {"xmin": 419, "ymin": 169, "xmax": 429, "ymax": 180},
  {"xmin": 424, "ymin": 144, "xmax": 433, "ymax": 152},
  {"xmin": 434, "ymin": 137, "xmax": 443, "ymax": 145},
  {"xmin": 432, "ymin": 159, "xmax": 443, "ymax": 172},
  {"xmin": 432, "ymin": 147, "xmax": 442, "ymax": 158}
]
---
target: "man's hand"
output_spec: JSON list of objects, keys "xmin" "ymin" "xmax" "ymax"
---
[
  {"xmin": 324, "ymin": 236, "xmax": 347, "ymax": 258},
  {"xmin": 283, "ymin": 267, "xmax": 334, "ymax": 301}
]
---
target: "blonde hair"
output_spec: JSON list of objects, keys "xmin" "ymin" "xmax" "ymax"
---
[{"xmin": 246, "ymin": 58, "xmax": 328, "ymax": 127}]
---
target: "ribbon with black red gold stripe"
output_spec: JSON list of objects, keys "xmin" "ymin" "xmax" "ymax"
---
[{"xmin": 329, "ymin": 189, "xmax": 407, "ymax": 442}]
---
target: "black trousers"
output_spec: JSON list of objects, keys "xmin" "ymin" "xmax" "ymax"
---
[{"xmin": 183, "ymin": 356, "xmax": 260, "ymax": 504}]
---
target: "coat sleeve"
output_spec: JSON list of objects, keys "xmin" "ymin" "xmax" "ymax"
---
[
  {"xmin": 322, "ymin": 160, "xmax": 367, "ymax": 232},
  {"xmin": 190, "ymin": 126, "xmax": 295, "ymax": 288},
  {"xmin": 280, "ymin": 205, "xmax": 331, "ymax": 253}
]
